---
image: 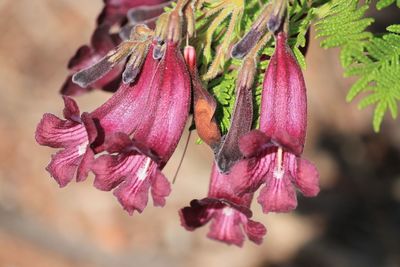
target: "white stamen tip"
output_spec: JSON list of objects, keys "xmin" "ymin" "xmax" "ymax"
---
[
  {"xmin": 273, "ymin": 168, "xmax": 284, "ymax": 179},
  {"xmin": 222, "ymin": 207, "xmax": 234, "ymax": 216},
  {"xmin": 77, "ymin": 141, "xmax": 88, "ymax": 156},
  {"xmin": 137, "ymin": 157, "xmax": 152, "ymax": 181}
]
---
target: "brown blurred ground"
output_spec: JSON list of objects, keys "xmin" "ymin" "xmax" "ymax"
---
[{"xmin": 0, "ymin": 1, "xmax": 399, "ymax": 267}]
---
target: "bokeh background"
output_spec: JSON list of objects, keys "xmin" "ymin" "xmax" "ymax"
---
[{"xmin": 0, "ymin": 0, "xmax": 399, "ymax": 267}]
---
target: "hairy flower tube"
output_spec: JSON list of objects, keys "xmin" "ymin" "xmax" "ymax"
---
[
  {"xmin": 37, "ymin": 40, "xmax": 191, "ymax": 214},
  {"xmin": 233, "ymin": 31, "xmax": 319, "ymax": 213}
]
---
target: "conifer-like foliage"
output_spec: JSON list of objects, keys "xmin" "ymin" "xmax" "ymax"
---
[
  {"xmin": 194, "ymin": 0, "xmax": 399, "ymax": 135},
  {"xmin": 315, "ymin": 0, "xmax": 400, "ymax": 132}
]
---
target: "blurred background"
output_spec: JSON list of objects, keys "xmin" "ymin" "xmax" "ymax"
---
[{"xmin": 0, "ymin": 0, "xmax": 399, "ymax": 267}]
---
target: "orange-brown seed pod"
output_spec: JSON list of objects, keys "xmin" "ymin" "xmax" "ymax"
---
[{"xmin": 184, "ymin": 46, "xmax": 221, "ymax": 149}]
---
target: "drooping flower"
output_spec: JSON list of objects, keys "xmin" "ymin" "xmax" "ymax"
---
[
  {"xmin": 180, "ymin": 163, "xmax": 266, "ymax": 246},
  {"xmin": 90, "ymin": 40, "xmax": 191, "ymax": 214},
  {"xmin": 232, "ymin": 31, "xmax": 319, "ymax": 213},
  {"xmin": 91, "ymin": 133, "xmax": 170, "ymax": 214},
  {"xmin": 35, "ymin": 96, "xmax": 97, "ymax": 187},
  {"xmin": 36, "ymin": 42, "xmax": 157, "ymax": 186},
  {"xmin": 37, "ymin": 40, "xmax": 191, "ymax": 214},
  {"xmin": 260, "ymin": 31, "xmax": 307, "ymax": 156}
]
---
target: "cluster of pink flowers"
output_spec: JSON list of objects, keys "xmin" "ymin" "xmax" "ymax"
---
[{"xmin": 36, "ymin": 0, "xmax": 319, "ymax": 246}]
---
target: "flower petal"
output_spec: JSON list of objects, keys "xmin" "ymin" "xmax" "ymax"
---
[
  {"xmin": 207, "ymin": 207, "xmax": 245, "ymax": 247},
  {"xmin": 93, "ymin": 150, "xmax": 169, "ymax": 215},
  {"xmin": 76, "ymin": 148, "xmax": 95, "ymax": 182},
  {"xmin": 231, "ymin": 156, "xmax": 272, "ymax": 195},
  {"xmin": 151, "ymin": 170, "xmax": 171, "ymax": 207},
  {"xmin": 112, "ymin": 156, "xmax": 156, "ymax": 214},
  {"xmin": 179, "ymin": 199, "xmax": 215, "ymax": 230},
  {"xmin": 35, "ymin": 114, "xmax": 86, "ymax": 148},
  {"xmin": 244, "ymin": 220, "xmax": 267, "ymax": 245},
  {"xmin": 295, "ymin": 157, "xmax": 320, "ymax": 197},
  {"xmin": 92, "ymin": 154, "xmax": 127, "ymax": 191},
  {"xmin": 62, "ymin": 96, "xmax": 81, "ymax": 122},
  {"xmin": 131, "ymin": 41, "xmax": 191, "ymax": 165},
  {"xmin": 46, "ymin": 146, "xmax": 84, "ymax": 187},
  {"xmin": 239, "ymin": 130, "xmax": 272, "ymax": 158},
  {"xmin": 258, "ymin": 173, "xmax": 297, "ymax": 213}
]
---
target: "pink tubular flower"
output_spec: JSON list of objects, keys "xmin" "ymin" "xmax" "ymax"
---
[
  {"xmin": 260, "ymin": 31, "xmax": 307, "ymax": 156},
  {"xmin": 180, "ymin": 164, "xmax": 266, "ymax": 246},
  {"xmin": 91, "ymin": 41, "xmax": 191, "ymax": 213},
  {"xmin": 91, "ymin": 133, "xmax": 170, "ymax": 214},
  {"xmin": 36, "ymin": 41, "xmax": 191, "ymax": 213},
  {"xmin": 232, "ymin": 31, "xmax": 319, "ymax": 213},
  {"xmin": 35, "ymin": 96, "xmax": 97, "ymax": 187},
  {"xmin": 36, "ymin": 43, "xmax": 158, "ymax": 186}
]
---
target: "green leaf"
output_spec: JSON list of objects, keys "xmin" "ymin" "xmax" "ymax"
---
[
  {"xmin": 373, "ymin": 101, "xmax": 387, "ymax": 132},
  {"xmin": 376, "ymin": 0, "xmax": 395, "ymax": 10},
  {"xmin": 387, "ymin": 24, "xmax": 400, "ymax": 34},
  {"xmin": 315, "ymin": 0, "xmax": 400, "ymax": 132}
]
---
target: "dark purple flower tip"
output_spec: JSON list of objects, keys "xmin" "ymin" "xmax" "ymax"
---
[
  {"xmin": 68, "ymin": 25, "xmax": 118, "ymax": 70},
  {"xmin": 179, "ymin": 163, "xmax": 267, "ymax": 246},
  {"xmin": 231, "ymin": 29, "xmax": 262, "ymax": 59},
  {"xmin": 260, "ymin": 31, "xmax": 307, "ymax": 155},
  {"xmin": 179, "ymin": 198, "xmax": 266, "ymax": 246},
  {"xmin": 36, "ymin": 97, "xmax": 96, "ymax": 187},
  {"xmin": 215, "ymin": 58, "xmax": 256, "ymax": 173},
  {"xmin": 127, "ymin": 2, "xmax": 171, "ymax": 24},
  {"xmin": 267, "ymin": 0, "xmax": 286, "ymax": 33}
]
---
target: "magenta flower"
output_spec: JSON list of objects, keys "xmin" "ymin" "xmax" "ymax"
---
[
  {"xmin": 61, "ymin": 25, "xmax": 123, "ymax": 96},
  {"xmin": 260, "ymin": 31, "xmax": 307, "ymax": 156},
  {"xmin": 37, "ymin": 41, "xmax": 191, "ymax": 213},
  {"xmin": 180, "ymin": 163, "xmax": 266, "ymax": 246},
  {"xmin": 91, "ymin": 41, "xmax": 191, "ymax": 213},
  {"xmin": 35, "ymin": 96, "xmax": 97, "ymax": 187},
  {"xmin": 232, "ymin": 32, "xmax": 319, "ymax": 213},
  {"xmin": 91, "ymin": 133, "xmax": 170, "ymax": 214},
  {"xmin": 99, "ymin": 0, "xmax": 168, "ymax": 27}
]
